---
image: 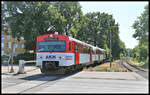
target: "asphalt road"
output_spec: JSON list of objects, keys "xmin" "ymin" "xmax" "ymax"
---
[
  {"xmin": 2, "ymin": 65, "xmax": 148, "ymax": 94},
  {"xmin": 136, "ymin": 71, "xmax": 149, "ymax": 79}
]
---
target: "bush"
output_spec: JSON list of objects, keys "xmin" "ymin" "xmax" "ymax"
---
[
  {"xmin": 140, "ymin": 61, "xmax": 145, "ymax": 65},
  {"xmin": 13, "ymin": 53, "xmax": 36, "ymax": 65},
  {"xmin": 141, "ymin": 57, "xmax": 149, "ymax": 69},
  {"xmin": 1, "ymin": 55, "xmax": 9, "ymax": 63}
]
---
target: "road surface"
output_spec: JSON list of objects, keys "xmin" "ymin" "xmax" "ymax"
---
[{"xmin": 2, "ymin": 66, "xmax": 148, "ymax": 93}]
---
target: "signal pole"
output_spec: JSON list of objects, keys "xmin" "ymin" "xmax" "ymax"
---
[
  {"xmin": 9, "ymin": 42, "xmax": 15, "ymax": 73},
  {"xmin": 110, "ymin": 30, "xmax": 112, "ymax": 71}
]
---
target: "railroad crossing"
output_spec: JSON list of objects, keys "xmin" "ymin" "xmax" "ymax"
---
[{"xmin": 2, "ymin": 59, "xmax": 148, "ymax": 93}]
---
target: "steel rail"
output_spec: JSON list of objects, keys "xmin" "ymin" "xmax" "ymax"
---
[{"xmin": 121, "ymin": 58, "xmax": 147, "ymax": 72}]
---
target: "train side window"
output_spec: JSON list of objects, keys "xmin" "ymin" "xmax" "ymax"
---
[
  {"xmin": 78, "ymin": 45, "xmax": 80, "ymax": 52},
  {"xmin": 92, "ymin": 50, "xmax": 94, "ymax": 54},
  {"xmin": 82, "ymin": 46, "xmax": 84, "ymax": 53},
  {"xmin": 79, "ymin": 46, "xmax": 81, "ymax": 52},
  {"xmin": 80, "ymin": 45, "xmax": 82, "ymax": 53},
  {"xmin": 89, "ymin": 48, "xmax": 91, "ymax": 53},
  {"xmin": 75, "ymin": 45, "xmax": 78, "ymax": 52},
  {"xmin": 80, "ymin": 46, "xmax": 82, "ymax": 53},
  {"xmin": 77, "ymin": 45, "xmax": 79, "ymax": 52},
  {"xmin": 88, "ymin": 48, "xmax": 90, "ymax": 53},
  {"xmin": 82, "ymin": 47, "xmax": 84, "ymax": 53},
  {"xmin": 76, "ymin": 45, "xmax": 78, "ymax": 52},
  {"xmin": 86, "ymin": 48, "xmax": 87, "ymax": 53},
  {"xmin": 84, "ymin": 48, "xmax": 86, "ymax": 53},
  {"xmin": 69, "ymin": 41, "xmax": 71, "ymax": 51},
  {"xmin": 86, "ymin": 48, "xmax": 88, "ymax": 53}
]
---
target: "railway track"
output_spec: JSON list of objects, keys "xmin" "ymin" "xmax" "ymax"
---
[{"xmin": 121, "ymin": 58, "xmax": 147, "ymax": 72}]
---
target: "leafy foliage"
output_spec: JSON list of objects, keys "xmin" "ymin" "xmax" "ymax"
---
[
  {"xmin": 2, "ymin": 1, "xmax": 126, "ymax": 60},
  {"xmin": 76, "ymin": 12, "xmax": 126, "ymax": 59},
  {"xmin": 13, "ymin": 53, "xmax": 36, "ymax": 64},
  {"xmin": 132, "ymin": 4, "xmax": 149, "ymax": 66},
  {"xmin": 2, "ymin": 2, "xmax": 67, "ymax": 51}
]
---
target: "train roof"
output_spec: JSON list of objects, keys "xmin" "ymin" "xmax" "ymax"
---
[
  {"xmin": 69, "ymin": 36, "xmax": 105, "ymax": 52},
  {"xmin": 96, "ymin": 47, "xmax": 106, "ymax": 52},
  {"xmin": 37, "ymin": 34, "xmax": 106, "ymax": 52}
]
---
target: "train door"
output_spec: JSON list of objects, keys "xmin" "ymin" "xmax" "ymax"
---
[
  {"xmin": 75, "ymin": 44, "xmax": 79, "ymax": 64},
  {"xmin": 98, "ymin": 51, "xmax": 101, "ymax": 63},
  {"xmin": 90, "ymin": 47, "xmax": 92, "ymax": 64}
]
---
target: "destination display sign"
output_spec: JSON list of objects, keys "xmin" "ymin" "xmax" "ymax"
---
[
  {"xmin": 44, "ymin": 38, "xmax": 59, "ymax": 41},
  {"xmin": 46, "ymin": 55, "xmax": 56, "ymax": 59}
]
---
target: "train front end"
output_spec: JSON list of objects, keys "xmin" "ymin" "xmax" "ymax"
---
[{"xmin": 36, "ymin": 34, "xmax": 74, "ymax": 73}]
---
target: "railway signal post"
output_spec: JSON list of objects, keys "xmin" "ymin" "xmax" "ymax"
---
[
  {"xmin": 110, "ymin": 29, "xmax": 112, "ymax": 71},
  {"xmin": 9, "ymin": 42, "xmax": 15, "ymax": 73}
]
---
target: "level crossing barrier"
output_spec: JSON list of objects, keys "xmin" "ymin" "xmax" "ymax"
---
[{"xmin": 18, "ymin": 60, "xmax": 36, "ymax": 74}]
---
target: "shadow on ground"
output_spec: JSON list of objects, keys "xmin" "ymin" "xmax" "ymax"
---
[
  {"xmin": 12, "ymin": 61, "xmax": 107, "ymax": 82},
  {"xmin": 18, "ymin": 70, "xmax": 81, "ymax": 82}
]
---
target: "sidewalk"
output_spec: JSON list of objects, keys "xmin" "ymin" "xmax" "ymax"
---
[{"xmin": 1, "ymin": 65, "xmax": 39, "ymax": 75}]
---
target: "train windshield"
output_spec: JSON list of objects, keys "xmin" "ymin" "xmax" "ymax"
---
[{"xmin": 38, "ymin": 41, "xmax": 66, "ymax": 51}]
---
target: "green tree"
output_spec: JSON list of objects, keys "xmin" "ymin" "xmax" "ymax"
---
[
  {"xmin": 2, "ymin": 1, "xmax": 66, "ymax": 51},
  {"xmin": 132, "ymin": 4, "xmax": 149, "ymax": 64},
  {"xmin": 2, "ymin": 1, "xmax": 126, "ymax": 61},
  {"xmin": 53, "ymin": 2, "xmax": 83, "ymax": 37},
  {"xmin": 76, "ymin": 12, "xmax": 126, "ymax": 60}
]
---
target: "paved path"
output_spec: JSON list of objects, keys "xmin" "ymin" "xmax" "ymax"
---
[
  {"xmin": 136, "ymin": 71, "xmax": 149, "ymax": 79},
  {"xmin": 35, "ymin": 71, "xmax": 148, "ymax": 93}
]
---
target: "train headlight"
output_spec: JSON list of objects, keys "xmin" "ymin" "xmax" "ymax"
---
[
  {"xmin": 59, "ymin": 56, "xmax": 65, "ymax": 60},
  {"xmin": 50, "ymin": 34, "xmax": 53, "ymax": 37},
  {"xmin": 37, "ymin": 56, "xmax": 43, "ymax": 59}
]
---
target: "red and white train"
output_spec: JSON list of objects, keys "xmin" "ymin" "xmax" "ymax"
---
[{"xmin": 36, "ymin": 34, "xmax": 106, "ymax": 73}]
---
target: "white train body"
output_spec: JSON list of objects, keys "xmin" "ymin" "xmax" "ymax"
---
[{"xmin": 36, "ymin": 34, "xmax": 106, "ymax": 71}]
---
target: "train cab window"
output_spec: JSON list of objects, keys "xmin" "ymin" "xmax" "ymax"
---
[{"xmin": 69, "ymin": 41, "xmax": 71, "ymax": 51}]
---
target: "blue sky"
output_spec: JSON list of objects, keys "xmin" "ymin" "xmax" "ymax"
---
[{"xmin": 79, "ymin": 1, "xmax": 148, "ymax": 49}]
